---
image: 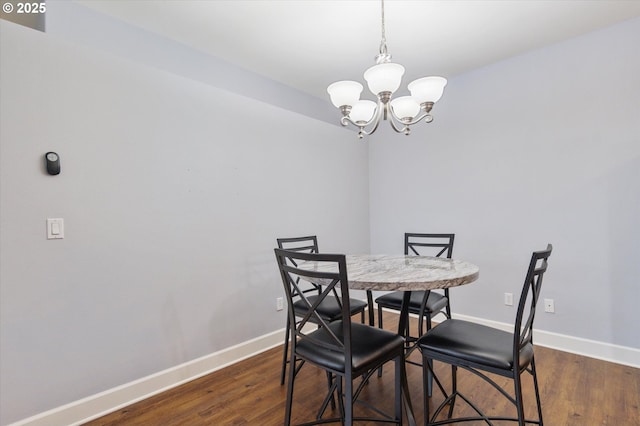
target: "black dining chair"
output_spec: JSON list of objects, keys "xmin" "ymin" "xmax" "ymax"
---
[
  {"xmin": 275, "ymin": 248, "xmax": 405, "ymax": 425},
  {"xmin": 418, "ymin": 244, "xmax": 552, "ymax": 426},
  {"xmin": 277, "ymin": 236, "xmax": 369, "ymax": 386},
  {"xmin": 375, "ymin": 234, "xmax": 455, "ymax": 362}
]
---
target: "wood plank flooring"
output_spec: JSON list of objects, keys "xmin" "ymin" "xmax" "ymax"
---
[{"xmin": 83, "ymin": 311, "xmax": 639, "ymax": 425}]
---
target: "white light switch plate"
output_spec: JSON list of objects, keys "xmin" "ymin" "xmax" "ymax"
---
[{"xmin": 47, "ymin": 218, "xmax": 64, "ymax": 239}]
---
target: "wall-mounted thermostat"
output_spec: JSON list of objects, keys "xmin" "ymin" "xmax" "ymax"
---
[{"xmin": 45, "ymin": 152, "xmax": 60, "ymax": 175}]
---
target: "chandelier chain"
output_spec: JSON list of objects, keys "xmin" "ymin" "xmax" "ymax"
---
[{"xmin": 379, "ymin": 0, "xmax": 388, "ymax": 57}]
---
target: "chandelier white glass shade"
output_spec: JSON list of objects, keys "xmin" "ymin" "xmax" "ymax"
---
[{"xmin": 327, "ymin": 0, "xmax": 447, "ymax": 139}]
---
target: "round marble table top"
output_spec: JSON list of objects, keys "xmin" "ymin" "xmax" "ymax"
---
[{"xmin": 300, "ymin": 254, "xmax": 480, "ymax": 292}]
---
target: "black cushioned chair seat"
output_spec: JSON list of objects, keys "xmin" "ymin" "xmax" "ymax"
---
[
  {"xmin": 376, "ymin": 290, "xmax": 448, "ymax": 314},
  {"xmin": 293, "ymin": 296, "xmax": 368, "ymax": 322},
  {"xmin": 297, "ymin": 321, "xmax": 405, "ymax": 374},
  {"xmin": 417, "ymin": 319, "xmax": 533, "ymax": 371}
]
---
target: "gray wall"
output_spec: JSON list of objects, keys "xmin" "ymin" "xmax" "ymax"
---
[
  {"xmin": 44, "ymin": 0, "xmax": 337, "ymax": 127},
  {"xmin": 2, "ymin": 2, "xmax": 639, "ymax": 424},
  {"xmin": 369, "ymin": 17, "xmax": 640, "ymax": 347},
  {"xmin": 0, "ymin": 19, "xmax": 369, "ymax": 425}
]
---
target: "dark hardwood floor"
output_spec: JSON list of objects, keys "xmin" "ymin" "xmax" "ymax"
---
[{"xmin": 84, "ymin": 311, "xmax": 639, "ymax": 425}]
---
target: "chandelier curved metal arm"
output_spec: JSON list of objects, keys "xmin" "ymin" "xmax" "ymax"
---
[
  {"xmin": 327, "ymin": 0, "xmax": 447, "ymax": 139},
  {"xmin": 339, "ymin": 100, "xmax": 437, "ymax": 139},
  {"xmin": 338, "ymin": 101, "xmax": 383, "ymax": 139}
]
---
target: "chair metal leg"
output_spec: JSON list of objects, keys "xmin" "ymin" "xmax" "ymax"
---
[
  {"xmin": 395, "ymin": 356, "xmax": 403, "ymax": 425},
  {"xmin": 445, "ymin": 300, "xmax": 452, "ymax": 319},
  {"xmin": 367, "ymin": 290, "xmax": 375, "ymax": 326},
  {"xmin": 513, "ymin": 371, "xmax": 525, "ymax": 426},
  {"xmin": 531, "ymin": 357, "xmax": 544, "ymax": 425},
  {"xmin": 422, "ymin": 353, "xmax": 462, "ymax": 426},
  {"xmin": 424, "ymin": 357, "xmax": 546, "ymax": 426},
  {"xmin": 280, "ymin": 316, "xmax": 291, "ymax": 385},
  {"xmin": 336, "ymin": 377, "xmax": 346, "ymax": 424},
  {"xmin": 327, "ymin": 372, "xmax": 336, "ymax": 410},
  {"xmin": 316, "ymin": 373, "xmax": 339, "ymax": 420},
  {"xmin": 425, "ymin": 358, "xmax": 434, "ymax": 398},
  {"xmin": 448, "ymin": 365, "xmax": 457, "ymax": 419},
  {"xmin": 345, "ymin": 374, "xmax": 354, "ymax": 426},
  {"xmin": 400, "ymin": 355, "xmax": 417, "ymax": 426},
  {"xmin": 423, "ymin": 354, "xmax": 431, "ymax": 426},
  {"xmin": 284, "ymin": 351, "xmax": 296, "ymax": 426},
  {"xmin": 424, "ymin": 315, "xmax": 433, "ymax": 397},
  {"xmin": 377, "ymin": 307, "xmax": 385, "ymax": 377}
]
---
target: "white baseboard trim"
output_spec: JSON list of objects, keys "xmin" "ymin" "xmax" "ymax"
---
[
  {"xmin": 9, "ymin": 329, "xmax": 286, "ymax": 426},
  {"xmin": 379, "ymin": 307, "xmax": 639, "ymax": 368},
  {"xmin": 452, "ymin": 313, "xmax": 640, "ymax": 369},
  {"xmin": 9, "ymin": 311, "xmax": 639, "ymax": 426}
]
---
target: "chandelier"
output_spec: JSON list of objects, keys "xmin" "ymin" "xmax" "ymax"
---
[{"xmin": 327, "ymin": 0, "xmax": 447, "ymax": 139}]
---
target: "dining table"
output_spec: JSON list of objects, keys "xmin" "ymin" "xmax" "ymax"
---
[{"xmin": 299, "ymin": 253, "xmax": 480, "ymax": 426}]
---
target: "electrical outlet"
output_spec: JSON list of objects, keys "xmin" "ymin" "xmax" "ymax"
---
[
  {"xmin": 544, "ymin": 298, "xmax": 555, "ymax": 313},
  {"xmin": 276, "ymin": 297, "xmax": 284, "ymax": 311},
  {"xmin": 504, "ymin": 292, "xmax": 513, "ymax": 306}
]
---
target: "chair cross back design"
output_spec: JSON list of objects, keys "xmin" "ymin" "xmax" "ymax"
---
[
  {"xmin": 281, "ymin": 253, "xmax": 347, "ymax": 355},
  {"xmin": 275, "ymin": 248, "xmax": 405, "ymax": 425},
  {"xmin": 376, "ymin": 233, "xmax": 455, "ymax": 347},
  {"xmin": 276, "ymin": 236, "xmax": 368, "ymax": 386},
  {"xmin": 377, "ymin": 233, "xmax": 455, "ymax": 337},
  {"xmin": 418, "ymin": 244, "xmax": 552, "ymax": 426},
  {"xmin": 406, "ymin": 233, "xmax": 454, "ymax": 334},
  {"xmin": 406, "ymin": 235, "xmax": 453, "ymax": 258}
]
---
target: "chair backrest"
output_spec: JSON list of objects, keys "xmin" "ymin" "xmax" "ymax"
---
[
  {"xmin": 274, "ymin": 249, "xmax": 353, "ymax": 366},
  {"xmin": 277, "ymin": 236, "xmax": 321, "ymax": 296},
  {"xmin": 405, "ymin": 233, "xmax": 455, "ymax": 258},
  {"xmin": 514, "ymin": 244, "xmax": 553, "ymax": 359},
  {"xmin": 277, "ymin": 235, "xmax": 319, "ymax": 256}
]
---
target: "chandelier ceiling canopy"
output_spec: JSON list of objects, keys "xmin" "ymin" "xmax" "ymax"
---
[{"xmin": 327, "ymin": 0, "xmax": 447, "ymax": 139}]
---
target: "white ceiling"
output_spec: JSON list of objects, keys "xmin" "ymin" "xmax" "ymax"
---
[{"xmin": 76, "ymin": 0, "xmax": 640, "ymax": 100}]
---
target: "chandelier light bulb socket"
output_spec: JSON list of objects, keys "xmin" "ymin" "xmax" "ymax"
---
[
  {"xmin": 422, "ymin": 101, "xmax": 435, "ymax": 114},
  {"xmin": 339, "ymin": 105, "xmax": 352, "ymax": 117},
  {"xmin": 378, "ymin": 91, "xmax": 392, "ymax": 105},
  {"xmin": 327, "ymin": 81, "xmax": 363, "ymax": 108}
]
